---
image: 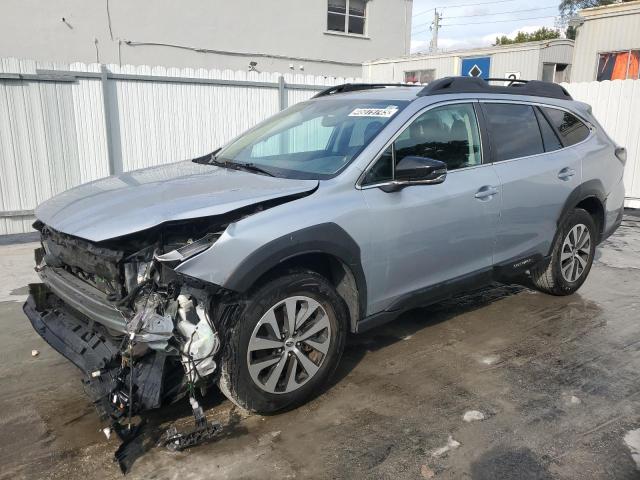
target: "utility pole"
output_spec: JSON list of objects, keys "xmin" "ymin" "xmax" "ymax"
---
[{"xmin": 430, "ymin": 9, "xmax": 442, "ymax": 52}]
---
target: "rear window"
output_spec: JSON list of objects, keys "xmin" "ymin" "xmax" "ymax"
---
[
  {"xmin": 541, "ymin": 107, "xmax": 590, "ymax": 147},
  {"xmin": 483, "ymin": 103, "xmax": 544, "ymax": 162}
]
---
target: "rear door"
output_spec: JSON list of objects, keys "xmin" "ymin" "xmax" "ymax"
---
[{"xmin": 481, "ymin": 101, "xmax": 584, "ymax": 267}]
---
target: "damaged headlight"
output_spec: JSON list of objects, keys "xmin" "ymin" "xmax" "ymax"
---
[
  {"xmin": 123, "ymin": 260, "xmax": 153, "ymax": 293},
  {"xmin": 155, "ymin": 232, "xmax": 220, "ymax": 264}
]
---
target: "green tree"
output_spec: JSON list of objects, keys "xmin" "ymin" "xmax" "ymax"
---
[
  {"xmin": 494, "ymin": 27, "xmax": 560, "ymax": 46},
  {"xmin": 559, "ymin": 0, "xmax": 614, "ymax": 19},
  {"xmin": 559, "ymin": 0, "xmax": 635, "ymax": 38}
]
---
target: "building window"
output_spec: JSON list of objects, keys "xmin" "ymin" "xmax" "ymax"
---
[
  {"xmin": 542, "ymin": 63, "xmax": 570, "ymax": 83},
  {"xmin": 404, "ymin": 69, "xmax": 435, "ymax": 84},
  {"xmin": 597, "ymin": 50, "xmax": 640, "ymax": 81},
  {"xmin": 327, "ymin": 0, "xmax": 366, "ymax": 35}
]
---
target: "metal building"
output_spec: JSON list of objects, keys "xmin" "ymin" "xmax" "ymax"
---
[
  {"xmin": 571, "ymin": 0, "xmax": 640, "ymax": 82},
  {"xmin": 362, "ymin": 39, "xmax": 574, "ymax": 84}
]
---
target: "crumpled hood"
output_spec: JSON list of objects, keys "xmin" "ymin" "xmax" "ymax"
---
[{"xmin": 36, "ymin": 160, "xmax": 318, "ymax": 242}]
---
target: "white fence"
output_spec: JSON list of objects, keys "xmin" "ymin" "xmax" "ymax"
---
[
  {"xmin": 0, "ymin": 62, "xmax": 638, "ymax": 235},
  {"xmin": 561, "ymin": 79, "xmax": 640, "ymax": 209},
  {"xmin": 0, "ymin": 58, "xmax": 360, "ymax": 235}
]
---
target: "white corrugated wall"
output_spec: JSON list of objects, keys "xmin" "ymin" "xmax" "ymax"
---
[
  {"xmin": 110, "ymin": 66, "xmax": 281, "ymax": 172},
  {"xmin": 0, "ymin": 58, "xmax": 359, "ymax": 235},
  {"xmin": 562, "ymin": 79, "xmax": 640, "ymax": 208},
  {"xmin": 363, "ymin": 55, "xmax": 459, "ymax": 82},
  {"xmin": 0, "ymin": 58, "xmax": 109, "ymax": 234},
  {"xmin": 362, "ymin": 40, "xmax": 575, "ymax": 83},
  {"xmin": 489, "ymin": 48, "xmax": 541, "ymax": 80}
]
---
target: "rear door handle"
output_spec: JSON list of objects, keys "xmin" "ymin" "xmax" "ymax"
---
[
  {"xmin": 474, "ymin": 185, "xmax": 499, "ymax": 200},
  {"xmin": 558, "ymin": 168, "xmax": 576, "ymax": 181}
]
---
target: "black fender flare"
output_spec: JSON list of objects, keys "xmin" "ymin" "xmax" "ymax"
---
[
  {"xmin": 550, "ymin": 179, "xmax": 606, "ymax": 254},
  {"xmin": 223, "ymin": 223, "xmax": 367, "ymax": 330}
]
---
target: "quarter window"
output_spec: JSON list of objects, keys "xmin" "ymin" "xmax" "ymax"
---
[
  {"xmin": 541, "ymin": 107, "xmax": 590, "ymax": 147},
  {"xmin": 534, "ymin": 107, "xmax": 563, "ymax": 152},
  {"xmin": 483, "ymin": 103, "xmax": 544, "ymax": 161},
  {"xmin": 362, "ymin": 145, "xmax": 393, "ymax": 185},
  {"xmin": 362, "ymin": 103, "xmax": 482, "ymax": 185},
  {"xmin": 327, "ymin": 0, "xmax": 366, "ymax": 35}
]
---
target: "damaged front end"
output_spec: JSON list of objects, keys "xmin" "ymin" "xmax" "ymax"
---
[{"xmin": 23, "ymin": 217, "xmax": 239, "ymax": 457}]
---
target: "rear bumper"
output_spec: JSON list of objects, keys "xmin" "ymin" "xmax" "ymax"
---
[
  {"xmin": 24, "ymin": 284, "xmax": 168, "ymax": 420},
  {"xmin": 600, "ymin": 207, "xmax": 624, "ymax": 244}
]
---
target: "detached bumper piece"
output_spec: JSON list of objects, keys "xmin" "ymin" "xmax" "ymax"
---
[
  {"xmin": 23, "ymin": 283, "xmax": 166, "ymax": 423},
  {"xmin": 158, "ymin": 396, "xmax": 222, "ymax": 452}
]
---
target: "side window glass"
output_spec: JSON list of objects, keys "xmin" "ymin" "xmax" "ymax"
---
[
  {"xmin": 542, "ymin": 107, "xmax": 590, "ymax": 147},
  {"xmin": 483, "ymin": 103, "xmax": 544, "ymax": 161},
  {"xmin": 362, "ymin": 145, "xmax": 393, "ymax": 185},
  {"xmin": 534, "ymin": 107, "xmax": 563, "ymax": 152},
  {"xmin": 394, "ymin": 103, "xmax": 482, "ymax": 171}
]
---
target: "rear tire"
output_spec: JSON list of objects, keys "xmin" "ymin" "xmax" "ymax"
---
[
  {"xmin": 530, "ymin": 208, "xmax": 596, "ymax": 296},
  {"xmin": 217, "ymin": 270, "xmax": 348, "ymax": 413}
]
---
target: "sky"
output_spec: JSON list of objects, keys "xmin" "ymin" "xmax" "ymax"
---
[{"xmin": 410, "ymin": 0, "xmax": 563, "ymax": 53}]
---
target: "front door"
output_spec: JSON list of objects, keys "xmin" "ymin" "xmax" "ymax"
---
[{"xmin": 360, "ymin": 102, "xmax": 501, "ymax": 314}]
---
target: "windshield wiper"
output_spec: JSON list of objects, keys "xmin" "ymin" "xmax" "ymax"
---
[
  {"xmin": 205, "ymin": 154, "xmax": 274, "ymax": 177},
  {"xmin": 223, "ymin": 162, "xmax": 274, "ymax": 177},
  {"xmin": 192, "ymin": 148, "xmax": 221, "ymax": 165},
  {"xmin": 209, "ymin": 158, "xmax": 228, "ymax": 168}
]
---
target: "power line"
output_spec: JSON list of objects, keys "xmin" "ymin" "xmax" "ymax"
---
[
  {"xmin": 445, "ymin": 5, "xmax": 558, "ymax": 19},
  {"xmin": 413, "ymin": 0, "xmax": 519, "ymax": 17},
  {"xmin": 444, "ymin": 14, "xmax": 558, "ymax": 26},
  {"xmin": 412, "ymin": 14, "xmax": 558, "ymax": 35}
]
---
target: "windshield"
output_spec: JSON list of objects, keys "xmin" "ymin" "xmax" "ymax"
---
[{"xmin": 216, "ymin": 98, "xmax": 408, "ymax": 179}]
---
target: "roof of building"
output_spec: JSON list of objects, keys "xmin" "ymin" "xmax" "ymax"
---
[
  {"xmin": 580, "ymin": 0, "xmax": 640, "ymax": 18},
  {"xmin": 363, "ymin": 38, "xmax": 574, "ymax": 66}
]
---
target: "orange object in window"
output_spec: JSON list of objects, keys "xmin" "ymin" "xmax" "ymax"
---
[
  {"xmin": 611, "ymin": 52, "xmax": 629, "ymax": 80},
  {"xmin": 628, "ymin": 51, "xmax": 640, "ymax": 79}
]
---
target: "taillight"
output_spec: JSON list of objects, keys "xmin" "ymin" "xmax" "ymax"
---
[{"xmin": 615, "ymin": 147, "xmax": 627, "ymax": 165}]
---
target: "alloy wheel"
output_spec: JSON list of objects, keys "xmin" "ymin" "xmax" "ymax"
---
[
  {"xmin": 560, "ymin": 223, "xmax": 591, "ymax": 283},
  {"xmin": 247, "ymin": 296, "xmax": 331, "ymax": 394}
]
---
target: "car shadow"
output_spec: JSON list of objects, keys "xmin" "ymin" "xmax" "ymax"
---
[{"xmin": 328, "ymin": 282, "xmax": 526, "ymax": 389}]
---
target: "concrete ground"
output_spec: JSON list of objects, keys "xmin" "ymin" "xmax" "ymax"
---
[{"xmin": 1, "ymin": 219, "xmax": 640, "ymax": 480}]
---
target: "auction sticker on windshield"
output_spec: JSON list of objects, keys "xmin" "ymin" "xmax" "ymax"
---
[{"xmin": 348, "ymin": 105, "xmax": 399, "ymax": 118}]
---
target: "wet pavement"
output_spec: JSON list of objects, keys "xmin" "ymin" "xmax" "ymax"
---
[{"xmin": 1, "ymin": 218, "xmax": 640, "ymax": 479}]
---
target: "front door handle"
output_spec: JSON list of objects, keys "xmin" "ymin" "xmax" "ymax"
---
[
  {"xmin": 474, "ymin": 185, "xmax": 499, "ymax": 200},
  {"xmin": 558, "ymin": 167, "xmax": 576, "ymax": 181}
]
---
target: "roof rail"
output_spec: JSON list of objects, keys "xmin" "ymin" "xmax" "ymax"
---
[
  {"xmin": 313, "ymin": 83, "xmax": 415, "ymax": 98},
  {"xmin": 417, "ymin": 76, "xmax": 572, "ymax": 100},
  {"xmin": 485, "ymin": 77, "xmax": 528, "ymax": 85}
]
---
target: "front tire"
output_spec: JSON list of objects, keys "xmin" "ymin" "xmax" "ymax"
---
[
  {"xmin": 218, "ymin": 270, "xmax": 348, "ymax": 413},
  {"xmin": 530, "ymin": 208, "xmax": 597, "ymax": 295}
]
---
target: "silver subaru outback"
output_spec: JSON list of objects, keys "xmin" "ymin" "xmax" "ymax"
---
[{"xmin": 24, "ymin": 77, "xmax": 625, "ymax": 433}]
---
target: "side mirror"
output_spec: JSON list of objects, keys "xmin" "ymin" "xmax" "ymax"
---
[{"xmin": 380, "ymin": 156, "xmax": 447, "ymax": 192}]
